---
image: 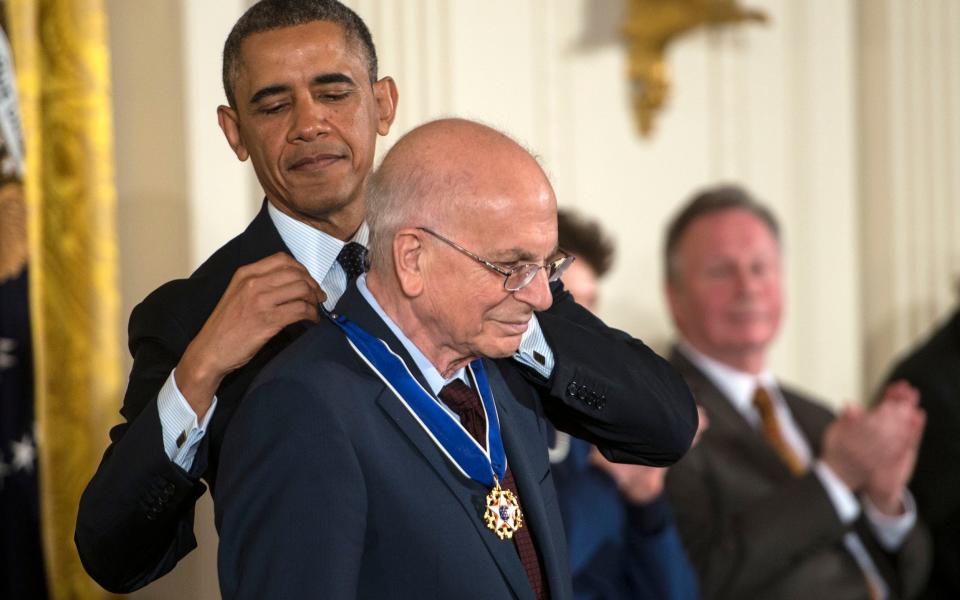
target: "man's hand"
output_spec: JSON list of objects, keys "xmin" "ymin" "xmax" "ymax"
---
[
  {"xmin": 176, "ymin": 253, "xmax": 324, "ymax": 420},
  {"xmin": 589, "ymin": 448, "xmax": 667, "ymax": 505},
  {"xmin": 864, "ymin": 381, "xmax": 925, "ymax": 515},
  {"xmin": 821, "ymin": 406, "xmax": 888, "ymax": 491},
  {"xmin": 821, "ymin": 381, "xmax": 924, "ymax": 498}
]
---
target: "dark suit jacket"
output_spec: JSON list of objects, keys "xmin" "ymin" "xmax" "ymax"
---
[
  {"xmin": 219, "ymin": 285, "xmax": 580, "ymax": 598},
  {"xmin": 76, "ymin": 203, "xmax": 698, "ymax": 593},
  {"xmin": 887, "ymin": 309, "xmax": 960, "ymax": 600},
  {"xmin": 666, "ymin": 348, "xmax": 930, "ymax": 600}
]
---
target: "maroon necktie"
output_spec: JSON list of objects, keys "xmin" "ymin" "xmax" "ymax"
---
[{"xmin": 438, "ymin": 379, "xmax": 548, "ymax": 600}]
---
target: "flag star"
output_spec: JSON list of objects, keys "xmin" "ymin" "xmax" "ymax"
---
[
  {"xmin": 11, "ymin": 434, "xmax": 36, "ymax": 473},
  {"xmin": 0, "ymin": 336, "xmax": 17, "ymax": 370}
]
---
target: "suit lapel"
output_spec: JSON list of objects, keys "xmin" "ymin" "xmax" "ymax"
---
[
  {"xmin": 489, "ymin": 363, "xmax": 566, "ymax": 598},
  {"xmin": 670, "ymin": 348, "xmax": 798, "ymax": 480},
  {"xmin": 238, "ymin": 200, "xmax": 291, "ymax": 261},
  {"xmin": 335, "ymin": 285, "xmax": 536, "ymax": 600}
]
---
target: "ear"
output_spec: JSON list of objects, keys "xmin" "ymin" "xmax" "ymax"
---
[
  {"xmin": 372, "ymin": 76, "xmax": 399, "ymax": 136},
  {"xmin": 217, "ymin": 105, "xmax": 249, "ymax": 161},
  {"xmin": 665, "ymin": 279, "xmax": 685, "ymax": 328},
  {"xmin": 393, "ymin": 228, "xmax": 424, "ymax": 297}
]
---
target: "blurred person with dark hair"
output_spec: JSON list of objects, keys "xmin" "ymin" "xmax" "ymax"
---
[
  {"xmin": 663, "ymin": 185, "xmax": 931, "ymax": 599},
  {"xmin": 550, "ymin": 208, "xmax": 701, "ymax": 600},
  {"xmin": 886, "ymin": 299, "xmax": 960, "ymax": 600}
]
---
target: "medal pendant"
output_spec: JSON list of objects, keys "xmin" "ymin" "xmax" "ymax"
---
[{"xmin": 484, "ymin": 479, "xmax": 524, "ymax": 540}]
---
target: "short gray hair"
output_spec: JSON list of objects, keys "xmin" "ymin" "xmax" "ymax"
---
[
  {"xmin": 664, "ymin": 184, "xmax": 781, "ymax": 283},
  {"xmin": 365, "ymin": 163, "xmax": 427, "ymax": 270}
]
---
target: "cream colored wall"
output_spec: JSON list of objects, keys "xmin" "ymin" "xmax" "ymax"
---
[
  {"xmin": 103, "ymin": 0, "xmax": 958, "ymax": 598},
  {"xmin": 858, "ymin": 0, "xmax": 960, "ymax": 394},
  {"xmin": 354, "ymin": 0, "xmax": 863, "ymax": 404}
]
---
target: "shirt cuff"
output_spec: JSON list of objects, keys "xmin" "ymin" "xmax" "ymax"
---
[
  {"xmin": 863, "ymin": 489, "xmax": 917, "ymax": 551},
  {"xmin": 157, "ymin": 369, "xmax": 218, "ymax": 470},
  {"xmin": 513, "ymin": 314, "xmax": 554, "ymax": 378},
  {"xmin": 813, "ymin": 460, "xmax": 861, "ymax": 525}
]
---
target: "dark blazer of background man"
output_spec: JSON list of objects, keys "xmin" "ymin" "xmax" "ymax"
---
[
  {"xmin": 662, "ymin": 185, "xmax": 930, "ymax": 599},
  {"xmin": 887, "ymin": 308, "xmax": 960, "ymax": 600},
  {"xmin": 75, "ymin": 1, "xmax": 697, "ymax": 594},
  {"xmin": 216, "ymin": 118, "xmax": 697, "ymax": 600}
]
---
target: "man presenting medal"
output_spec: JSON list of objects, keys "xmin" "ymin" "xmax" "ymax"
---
[{"xmin": 215, "ymin": 118, "xmax": 698, "ymax": 600}]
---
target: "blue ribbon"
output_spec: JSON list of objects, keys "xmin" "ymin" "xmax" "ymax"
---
[{"xmin": 327, "ymin": 311, "xmax": 507, "ymax": 487}]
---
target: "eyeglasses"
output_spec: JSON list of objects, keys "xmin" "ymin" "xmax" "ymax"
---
[{"xmin": 418, "ymin": 227, "xmax": 575, "ymax": 292}]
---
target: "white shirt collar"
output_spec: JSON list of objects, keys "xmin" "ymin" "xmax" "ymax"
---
[
  {"xmin": 356, "ymin": 274, "xmax": 468, "ymax": 396},
  {"xmin": 266, "ymin": 201, "xmax": 369, "ymax": 285},
  {"xmin": 677, "ymin": 339, "xmax": 777, "ymax": 418}
]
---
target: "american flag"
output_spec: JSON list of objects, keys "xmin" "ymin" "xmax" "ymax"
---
[{"xmin": 0, "ymin": 12, "xmax": 48, "ymax": 598}]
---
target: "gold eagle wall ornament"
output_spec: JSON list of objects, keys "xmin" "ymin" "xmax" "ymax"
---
[{"xmin": 624, "ymin": 0, "xmax": 768, "ymax": 137}]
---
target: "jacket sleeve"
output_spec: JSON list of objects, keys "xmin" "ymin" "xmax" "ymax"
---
[
  {"xmin": 517, "ymin": 282, "xmax": 698, "ymax": 467},
  {"xmin": 75, "ymin": 299, "xmax": 208, "ymax": 593}
]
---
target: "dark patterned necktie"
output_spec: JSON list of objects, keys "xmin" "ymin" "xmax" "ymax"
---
[
  {"xmin": 336, "ymin": 242, "xmax": 368, "ymax": 280},
  {"xmin": 438, "ymin": 379, "xmax": 549, "ymax": 600}
]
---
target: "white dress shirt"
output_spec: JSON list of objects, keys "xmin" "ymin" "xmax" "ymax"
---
[
  {"xmin": 158, "ymin": 203, "xmax": 555, "ymax": 469},
  {"xmin": 678, "ymin": 341, "xmax": 917, "ymax": 599}
]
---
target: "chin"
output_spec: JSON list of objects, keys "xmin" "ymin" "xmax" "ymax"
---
[{"xmin": 478, "ymin": 337, "xmax": 522, "ymax": 359}]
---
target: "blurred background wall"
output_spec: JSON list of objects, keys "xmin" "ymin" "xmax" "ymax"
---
[{"xmin": 101, "ymin": 0, "xmax": 959, "ymax": 597}]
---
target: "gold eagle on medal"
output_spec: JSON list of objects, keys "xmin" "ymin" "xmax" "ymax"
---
[{"xmin": 484, "ymin": 483, "xmax": 524, "ymax": 540}]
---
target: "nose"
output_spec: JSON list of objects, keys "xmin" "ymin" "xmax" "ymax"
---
[
  {"xmin": 287, "ymin": 98, "xmax": 330, "ymax": 143},
  {"xmin": 734, "ymin": 264, "xmax": 761, "ymax": 296},
  {"xmin": 513, "ymin": 269, "xmax": 553, "ymax": 311}
]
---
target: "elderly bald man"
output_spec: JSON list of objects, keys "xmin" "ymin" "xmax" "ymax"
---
[{"xmin": 214, "ymin": 119, "xmax": 697, "ymax": 600}]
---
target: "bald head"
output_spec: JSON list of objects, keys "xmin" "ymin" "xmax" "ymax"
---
[
  {"xmin": 367, "ymin": 118, "xmax": 555, "ymax": 270},
  {"xmin": 363, "ymin": 118, "xmax": 558, "ymax": 373}
]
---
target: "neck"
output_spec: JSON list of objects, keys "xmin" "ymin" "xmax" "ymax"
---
[
  {"xmin": 687, "ymin": 340, "xmax": 767, "ymax": 375},
  {"xmin": 366, "ymin": 272, "xmax": 474, "ymax": 378},
  {"xmin": 268, "ymin": 197, "xmax": 365, "ymax": 241}
]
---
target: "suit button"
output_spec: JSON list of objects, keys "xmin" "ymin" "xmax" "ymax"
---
[
  {"xmin": 163, "ymin": 482, "xmax": 176, "ymax": 498},
  {"xmin": 566, "ymin": 381, "xmax": 579, "ymax": 398}
]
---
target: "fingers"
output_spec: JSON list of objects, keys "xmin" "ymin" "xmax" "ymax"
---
[
  {"xmin": 235, "ymin": 252, "xmax": 309, "ymax": 278},
  {"xmin": 879, "ymin": 379, "xmax": 919, "ymax": 407},
  {"xmin": 262, "ymin": 278, "xmax": 324, "ymax": 313},
  {"xmin": 234, "ymin": 258, "xmax": 322, "ymax": 298}
]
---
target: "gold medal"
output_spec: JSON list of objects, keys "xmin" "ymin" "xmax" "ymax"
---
[{"xmin": 484, "ymin": 477, "xmax": 524, "ymax": 540}]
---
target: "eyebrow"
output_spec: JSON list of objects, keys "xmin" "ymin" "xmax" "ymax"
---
[
  {"xmin": 247, "ymin": 73, "xmax": 358, "ymax": 105},
  {"xmin": 490, "ymin": 244, "xmax": 561, "ymax": 263}
]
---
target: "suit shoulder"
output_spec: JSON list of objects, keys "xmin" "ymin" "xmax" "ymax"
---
[
  {"xmin": 129, "ymin": 225, "xmax": 281, "ymax": 346},
  {"xmin": 249, "ymin": 319, "xmax": 368, "ymax": 391},
  {"xmin": 889, "ymin": 313, "xmax": 960, "ymax": 387}
]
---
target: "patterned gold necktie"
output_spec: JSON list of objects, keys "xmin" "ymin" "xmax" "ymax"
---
[{"xmin": 752, "ymin": 386, "xmax": 807, "ymax": 476}]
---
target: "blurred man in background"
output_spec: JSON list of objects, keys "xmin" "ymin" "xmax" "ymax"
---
[{"xmin": 663, "ymin": 185, "xmax": 930, "ymax": 599}]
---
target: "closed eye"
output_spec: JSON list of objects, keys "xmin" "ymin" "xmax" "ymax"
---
[{"xmin": 258, "ymin": 102, "xmax": 289, "ymax": 115}]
